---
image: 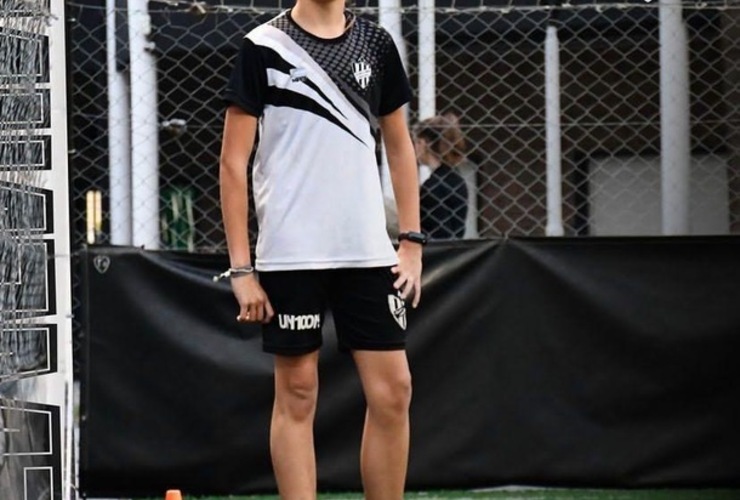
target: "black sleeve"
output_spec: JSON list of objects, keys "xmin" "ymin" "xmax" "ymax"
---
[
  {"xmin": 223, "ymin": 37, "xmax": 267, "ymax": 117},
  {"xmin": 378, "ymin": 32, "xmax": 412, "ymax": 116}
]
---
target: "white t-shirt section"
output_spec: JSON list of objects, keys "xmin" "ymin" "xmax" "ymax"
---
[
  {"xmin": 254, "ymin": 106, "xmax": 397, "ymax": 270},
  {"xmin": 245, "ymin": 22, "xmax": 400, "ymax": 270}
]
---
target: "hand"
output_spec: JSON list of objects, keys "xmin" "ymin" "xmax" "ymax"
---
[
  {"xmin": 231, "ymin": 273, "xmax": 275, "ymax": 323},
  {"xmin": 392, "ymin": 241, "xmax": 423, "ymax": 308}
]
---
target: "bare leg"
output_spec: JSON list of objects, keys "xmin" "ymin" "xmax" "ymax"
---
[
  {"xmin": 352, "ymin": 350, "xmax": 412, "ymax": 500},
  {"xmin": 270, "ymin": 351, "xmax": 320, "ymax": 500}
]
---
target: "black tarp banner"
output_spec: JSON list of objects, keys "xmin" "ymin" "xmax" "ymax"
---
[{"xmin": 79, "ymin": 238, "xmax": 740, "ymax": 497}]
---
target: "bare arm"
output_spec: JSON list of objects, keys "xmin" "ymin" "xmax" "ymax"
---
[
  {"xmin": 381, "ymin": 107, "xmax": 420, "ymax": 234},
  {"xmin": 220, "ymin": 106, "xmax": 256, "ymax": 266},
  {"xmin": 220, "ymin": 106, "xmax": 273, "ymax": 322},
  {"xmin": 380, "ymin": 107, "xmax": 423, "ymax": 307}
]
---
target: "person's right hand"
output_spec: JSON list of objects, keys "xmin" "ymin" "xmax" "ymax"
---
[{"xmin": 231, "ymin": 273, "xmax": 274, "ymax": 324}]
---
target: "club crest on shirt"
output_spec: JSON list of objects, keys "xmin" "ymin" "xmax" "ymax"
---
[{"xmin": 352, "ymin": 60, "xmax": 372, "ymax": 89}]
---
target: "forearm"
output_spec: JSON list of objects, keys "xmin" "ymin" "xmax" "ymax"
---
[
  {"xmin": 220, "ymin": 108, "xmax": 257, "ymax": 267},
  {"xmin": 387, "ymin": 141, "xmax": 421, "ymax": 233},
  {"xmin": 220, "ymin": 159, "xmax": 252, "ymax": 267}
]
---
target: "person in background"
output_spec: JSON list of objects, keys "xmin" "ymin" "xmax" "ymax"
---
[{"xmin": 414, "ymin": 115, "xmax": 468, "ymax": 240}]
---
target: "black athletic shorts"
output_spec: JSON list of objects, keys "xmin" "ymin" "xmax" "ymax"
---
[{"xmin": 258, "ymin": 267, "xmax": 408, "ymax": 356}]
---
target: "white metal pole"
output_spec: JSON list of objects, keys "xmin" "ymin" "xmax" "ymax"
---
[
  {"xmin": 379, "ymin": 0, "xmax": 408, "ymax": 70},
  {"xmin": 545, "ymin": 23, "xmax": 564, "ymax": 236},
  {"xmin": 128, "ymin": 0, "xmax": 160, "ymax": 248},
  {"xmin": 48, "ymin": 0, "xmax": 74, "ymax": 497},
  {"xmin": 107, "ymin": 0, "xmax": 132, "ymax": 245},
  {"xmin": 660, "ymin": 0, "xmax": 691, "ymax": 235},
  {"xmin": 418, "ymin": 0, "xmax": 435, "ymax": 119}
]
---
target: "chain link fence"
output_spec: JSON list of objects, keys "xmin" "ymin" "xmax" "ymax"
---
[
  {"xmin": 66, "ymin": 0, "xmax": 740, "ymax": 362},
  {"xmin": 65, "ymin": 0, "xmax": 740, "ymax": 373},
  {"xmin": 67, "ymin": 0, "xmax": 740, "ymax": 250}
]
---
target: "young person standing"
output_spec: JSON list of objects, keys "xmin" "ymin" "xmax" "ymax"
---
[{"xmin": 220, "ymin": 0, "xmax": 424, "ymax": 498}]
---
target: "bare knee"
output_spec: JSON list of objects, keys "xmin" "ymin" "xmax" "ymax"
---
[
  {"xmin": 274, "ymin": 357, "xmax": 319, "ymax": 422},
  {"xmin": 365, "ymin": 372, "xmax": 412, "ymax": 424}
]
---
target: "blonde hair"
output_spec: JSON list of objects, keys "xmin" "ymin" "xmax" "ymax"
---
[{"xmin": 414, "ymin": 114, "xmax": 467, "ymax": 166}]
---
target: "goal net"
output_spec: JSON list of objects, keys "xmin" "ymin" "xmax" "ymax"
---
[{"xmin": 1, "ymin": 0, "xmax": 72, "ymax": 498}]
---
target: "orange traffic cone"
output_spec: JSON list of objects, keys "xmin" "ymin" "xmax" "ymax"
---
[{"xmin": 165, "ymin": 490, "xmax": 182, "ymax": 500}]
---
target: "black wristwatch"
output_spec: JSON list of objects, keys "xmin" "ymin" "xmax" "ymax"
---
[{"xmin": 398, "ymin": 231, "xmax": 428, "ymax": 246}]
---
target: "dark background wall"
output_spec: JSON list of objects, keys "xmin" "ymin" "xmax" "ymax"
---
[{"xmin": 79, "ymin": 237, "xmax": 740, "ymax": 497}]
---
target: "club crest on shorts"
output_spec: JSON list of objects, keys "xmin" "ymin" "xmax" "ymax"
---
[
  {"xmin": 352, "ymin": 60, "xmax": 372, "ymax": 89},
  {"xmin": 387, "ymin": 294, "xmax": 407, "ymax": 330}
]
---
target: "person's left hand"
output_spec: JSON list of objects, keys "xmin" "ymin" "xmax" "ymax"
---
[{"xmin": 392, "ymin": 242, "xmax": 423, "ymax": 308}]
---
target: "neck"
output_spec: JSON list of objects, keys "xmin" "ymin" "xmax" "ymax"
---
[{"xmin": 292, "ymin": 0, "xmax": 347, "ymax": 39}]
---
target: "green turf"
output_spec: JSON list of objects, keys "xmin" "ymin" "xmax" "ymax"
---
[{"xmin": 190, "ymin": 489, "xmax": 739, "ymax": 500}]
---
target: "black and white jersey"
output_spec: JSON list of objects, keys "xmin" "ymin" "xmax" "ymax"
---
[{"xmin": 224, "ymin": 10, "xmax": 412, "ymax": 271}]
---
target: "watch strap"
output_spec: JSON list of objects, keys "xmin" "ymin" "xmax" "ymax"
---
[{"xmin": 398, "ymin": 231, "xmax": 428, "ymax": 245}]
